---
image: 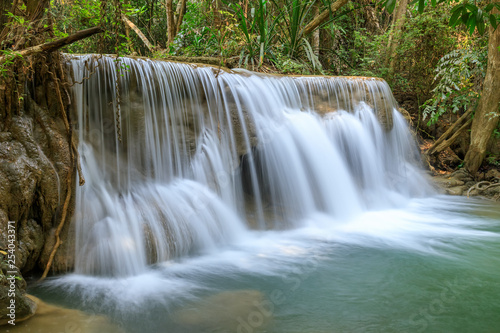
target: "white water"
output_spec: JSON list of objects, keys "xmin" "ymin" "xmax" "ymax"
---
[{"xmin": 69, "ymin": 55, "xmax": 433, "ymax": 278}]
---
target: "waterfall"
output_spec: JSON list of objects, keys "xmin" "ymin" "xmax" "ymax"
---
[{"xmin": 69, "ymin": 55, "xmax": 432, "ymax": 277}]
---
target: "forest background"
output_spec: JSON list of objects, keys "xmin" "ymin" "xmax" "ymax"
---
[{"xmin": 2, "ymin": 0, "xmax": 500, "ymax": 175}]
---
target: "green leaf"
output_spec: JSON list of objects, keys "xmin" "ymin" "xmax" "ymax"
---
[
  {"xmin": 476, "ymin": 8, "xmax": 483, "ymax": 24},
  {"xmin": 467, "ymin": 14, "xmax": 476, "ymax": 35},
  {"xmin": 461, "ymin": 11, "xmax": 470, "ymax": 25},
  {"xmin": 477, "ymin": 16, "xmax": 485, "ymax": 35},
  {"xmin": 484, "ymin": 3, "xmax": 494, "ymax": 12},
  {"xmin": 385, "ymin": 0, "xmax": 397, "ymax": 14},
  {"xmin": 449, "ymin": 9, "xmax": 462, "ymax": 27},
  {"xmin": 431, "ymin": 0, "xmax": 437, "ymax": 6},
  {"xmin": 465, "ymin": 4, "xmax": 477, "ymax": 12},
  {"xmin": 451, "ymin": 4, "xmax": 463, "ymax": 13},
  {"xmin": 489, "ymin": 14, "xmax": 498, "ymax": 29},
  {"xmin": 418, "ymin": 0, "xmax": 425, "ymax": 13}
]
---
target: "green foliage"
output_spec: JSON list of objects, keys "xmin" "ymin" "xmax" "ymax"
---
[
  {"xmin": 383, "ymin": 0, "xmax": 500, "ymax": 35},
  {"xmin": 50, "ymin": 0, "xmax": 111, "ymax": 53},
  {"xmin": 422, "ymin": 45, "xmax": 487, "ymax": 125},
  {"xmin": 0, "ymin": 50, "xmax": 21, "ymax": 78},
  {"xmin": 390, "ymin": 7, "xmax": 457, "ymax": 98},
  {"xmin": 273, "ymin": 52, "xmax": 311, "ymax": 74},
  {"xmin": 485, "ymin": 153, "xmax": 500, "ymax": 167},
  {"xmin": 222, "ymin": 0, "xmax": 280, "ymax": 69},
  {"xmin": 173, "ymin": 2, "xmax": 218, "ymax": 56},
  {"xmin": 448, "ymin": 1, "xmax": 500, "ymax": 35},
  {"xmin": 272, "ymin": 0, "xmax": 324, "ymax": 72}
]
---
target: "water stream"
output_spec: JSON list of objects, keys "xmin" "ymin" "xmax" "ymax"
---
[{"xmin": 28, "ymin": 55, "xmax": 500, "ymax": 333}]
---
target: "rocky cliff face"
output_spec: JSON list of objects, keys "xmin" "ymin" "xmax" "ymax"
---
[{"xmin": 0, "ymin": 91, "xmax": 76, "ymax": 322}]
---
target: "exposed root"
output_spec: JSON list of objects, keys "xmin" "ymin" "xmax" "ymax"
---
[
  {"xmin": 39, "ymin": 166, "xmax": 73, "ymax": 281},
  {"xmin": 467, "ymin": 178, "xmax": 500, "ymax": 198},
  {"xmin": 39, "ymin": 66, "xmax": 80, "ymax": 280}
]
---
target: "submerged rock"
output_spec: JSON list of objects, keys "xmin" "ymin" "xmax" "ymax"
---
[
  {"xmin": 4, "ymin": 295, "xmax": 124, "ymax": 333},
  {"xmin": 174, "ymin": 290, "xmax": 271, "ymax": 332}
]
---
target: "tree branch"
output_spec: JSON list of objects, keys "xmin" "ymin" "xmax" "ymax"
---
[
  {"xmin": 303, "ymin": 0, "xmax": 348, "ymax": 36},
  {"xmin": 175, "ymin": 0, "xmax": 187, "ymax": 35},
  {"xmin": 0, "ymin": 26, "xmax": 103, "ymax": 63},
  {"xmin": 122, "ymin": 15, "xmax": 156, "ymax": 52}
]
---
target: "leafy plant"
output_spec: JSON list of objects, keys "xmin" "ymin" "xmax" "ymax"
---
[
  {"xmin": 272, "ymin": 0, "xmax": 325, "ymax": 72},
  {"xmin": 223, "ymin": 0, "xmax": 280, "ymax": 69},
  {"xmin": 422, "ymin": 45, "xmax": 487, "ymax": 125}
]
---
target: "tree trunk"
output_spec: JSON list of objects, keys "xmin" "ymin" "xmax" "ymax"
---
[
  {"xmin": 385, "ymin": 0, "xmax": 408, "ymax": 70},
  {"xmin": 464, "ymin": 17, "xmax": 500, "ymax": 174},
  {"xmin": 302, "ymin": 0, "xmax": 348, "ymax": 36},
  {"xmin": 165, "ymin": 0, "xmax": 175, "ymax": 46},
  {"xmin": 175, "ymin": 0, "xmax": 187, "ymax": 35},
  {"xmin": 312, "ymin": 2, "xmax": 320, "ymax": 56}
]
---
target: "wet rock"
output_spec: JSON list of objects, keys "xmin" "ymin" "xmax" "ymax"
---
[
  {"xmin": 0, "ymin": 256, "xmax": 37, "ymax": 325},
  {"xmin": 432, "ymin": 175, "xmax": 465, "ymax": 188},
  {"xmin": 445, "ymin": 186, "xmax": 466, "ymax": 196},
  {"xmin": 449, "ymin": 169, "xmax": 473, "ymax": 182},
  {"xmin": 485, "ymin": 169, "xmax": 500, "ymax": 180},
  {"xmin": 17, "ymin": 219, "xmax": 44, "ymax": 273}
]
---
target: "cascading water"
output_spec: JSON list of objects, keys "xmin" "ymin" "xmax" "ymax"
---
[
  {"xmin": 29, "ymin": 55, "xmax": 500, "ymax": 333},
  {"xmin": 69, "ymin": 55, "xmax": 432, "ymax": 277}
]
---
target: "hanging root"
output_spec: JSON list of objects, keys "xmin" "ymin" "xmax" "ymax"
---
[
  {"xmin": 39, "ymin": 65, "xmax": 82, "ymax": 281},
  {"xmin": 58, "ymin": 58, "xmax": 86, "ymax": 186},
  {"xmin": 467, "ymin": 178, "xmax": 500, "ymax": 198},
  {"xmin": 39, "ymin": 167, "xmax": 72, "ymax": 281}
]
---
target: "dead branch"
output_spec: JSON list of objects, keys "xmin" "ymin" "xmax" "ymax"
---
[{"xmin": 122, "ymin": 15, "xmax": 156, "ymax": 52}]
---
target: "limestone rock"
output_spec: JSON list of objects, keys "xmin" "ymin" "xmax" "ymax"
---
[
  {"xmin": 432, "ymin": 175, "xmax": 465, "ymax": 188},
  {"xmin": 0, "ymin": 256, "xmax": 37, "ymax": 326},
  {"xmin": 0, "ymin": 97, "xmax": 76, "ymax": 279},
  {"xmin": 445, "ymin": 186, "xmax": 466, "ymax": 196}
]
